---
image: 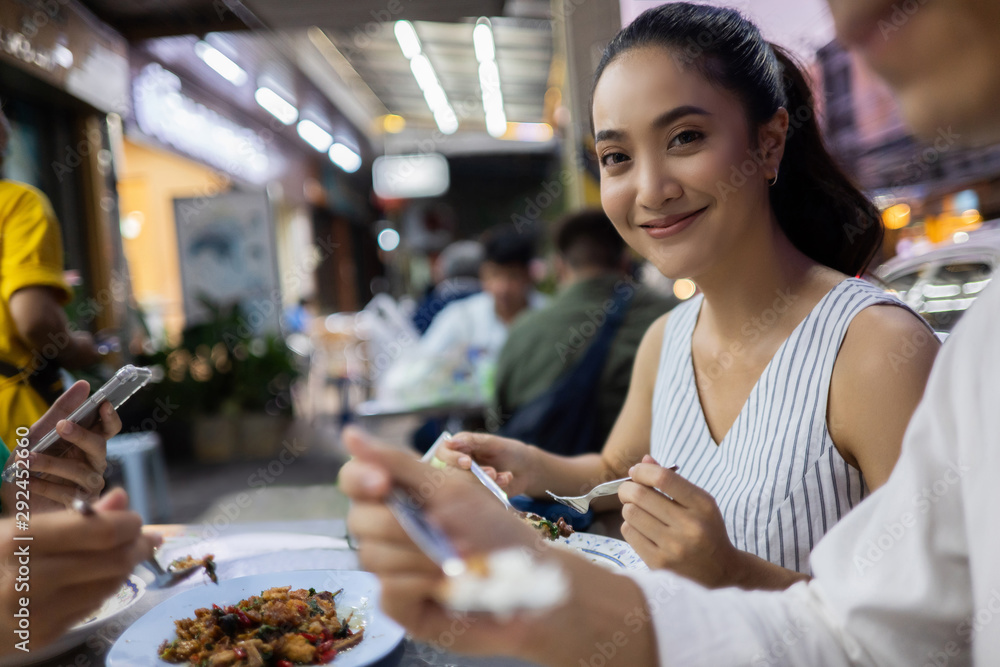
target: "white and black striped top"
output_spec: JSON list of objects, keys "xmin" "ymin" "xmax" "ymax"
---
[{"xmin": 650, "ymin": 278, "xmax": 918, "ymax": 574}]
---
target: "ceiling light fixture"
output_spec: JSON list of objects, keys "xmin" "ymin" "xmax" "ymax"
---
[
  {"xmin": 195, "ymin": 40, "xmax": 248, "ymax": 86},
  {"xmin": 297, "ymin": 119, "xmax": 334, "ymax": 152},
  {"xmin": 330, "ymin": 142, "xmax": 362, "ymax": 173},
  {"xmin": 254, "ymin": 86, "xmax": 298, "ymax": 125},
  {"xmin": 395, "ymin": 20, "xmax": 458, "ymax": 135},
  {"xmin": 474, "ymin": 18, "xmax": 506, "ymax": 138}
]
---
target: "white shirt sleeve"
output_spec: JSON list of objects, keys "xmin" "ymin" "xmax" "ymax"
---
[
  {"xmin": 418, "ymin": 296, "xmax": 476, "ymax": 357},
  {"xmin": 632, "ymin": 280, "xmax": 1000, "ymax": 667}
]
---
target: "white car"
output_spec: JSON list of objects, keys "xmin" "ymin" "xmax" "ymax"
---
[{"xmin": 874, "ymin": 226, "xmax": 1000, "ymax": 338}]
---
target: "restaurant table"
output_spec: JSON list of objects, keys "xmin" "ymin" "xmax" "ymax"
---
[{"xmin": 29, "ymin": 519, "xmax": 540, "ymax": 667}]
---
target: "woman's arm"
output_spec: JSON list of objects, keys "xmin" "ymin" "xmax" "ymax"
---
[
  {"xmin": 441, "ymin": 312, "xmax": 668, "ymax": 501},
  {"xmin": 828, "ymin": 305, "xmax": 939, "ymax": 490},
  {"xmin": 618, "ymin": 306, "xmax": 938, "ymax": 591},
  {"xmin": 527, "ymin": 312, "xmax": 668, "ymax": 503}
]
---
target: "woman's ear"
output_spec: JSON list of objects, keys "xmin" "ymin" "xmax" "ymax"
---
[{"xmin": 758, "ymin": 107, "xmax": 790, "ymax": 180}]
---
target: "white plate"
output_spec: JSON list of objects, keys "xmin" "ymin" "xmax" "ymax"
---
[
  {"xmin": 107, "ymin": 570, "xmax": 405, "ymax": 666},
  {"xmin": 157, "ymin": 532, "xmax": 349, "ymax": 565},
  {"xmin": 559, "ymin": 533, "xmax": 648, "ymax": 571},
  {"xmin": 0, "ymin": 575, "xmax": 146, "ymax": 666}
]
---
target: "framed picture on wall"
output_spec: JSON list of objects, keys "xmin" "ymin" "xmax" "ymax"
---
[{"xmin": 173, "ymin": 191, "xmax": 281, "ymax": 333}]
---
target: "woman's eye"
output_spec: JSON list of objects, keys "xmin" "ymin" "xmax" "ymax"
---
[
  {"xmin": 670, "ymin": 130, "xmax": 704, "ymax": 147},
  {"xmin": 600, "ymin": 152, "xmax": 630, "ymax": 167}
]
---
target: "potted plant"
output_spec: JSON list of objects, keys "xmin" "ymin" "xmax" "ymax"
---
[{"xmin": 137, "ymin": 299, "xmax": 298, "ymax": 462}]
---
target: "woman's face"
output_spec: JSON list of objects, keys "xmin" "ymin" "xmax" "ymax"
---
[
  {"xmin": 592, "ymin": 47, "xmax": 782, "ymax": 281},
  {"xmin": 828, "ymin": 0, "xmax": 1000, "ymax": 145}
]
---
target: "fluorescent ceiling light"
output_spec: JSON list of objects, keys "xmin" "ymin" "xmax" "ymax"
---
[
  {"xmin": 486, "ymin": 114, "xmax": 507, "ymax": 138},
  {"xmin": 195, "ymin": 40, "xmax": 247, "ymax": 86},
  {"xmin": 474, "ymin": 17, "xmax": 505, "ymax": 138},
  {"xmin": 473, "ymin": 21, "xmax": 495, "ymax": 63},
  {"xmin": 423, "ymin": 85, "xmax": 449, "ymax": 112},
  {"xmin": 330, "ymin": 142, "xmax": 362, "ymax": 173},
  {"xmin": 434, "ymin": 108, "xmax": 459, "ymax": 135},
  {"xmin": 406, "ymin": 53, "xmax": 458, "ymax": 134},
  {"xmin": 394, "ymin": 20, "xmax": 422, "ymax": 59},
  {"xmin": 410, "ymin": 54, "xmax": 437, "ymax": 90},
  {"xmin": 297, "ymin": 119, "xmax": 334, "ymax": 152},
  {"xmin": 254, "ymin": 86, "xmax": 298, "ymax": 125}
]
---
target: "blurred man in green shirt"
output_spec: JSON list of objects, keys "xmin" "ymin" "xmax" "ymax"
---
[{"xmin": 494, "ymin": 210, "xmax": 676, "ymax": 448}]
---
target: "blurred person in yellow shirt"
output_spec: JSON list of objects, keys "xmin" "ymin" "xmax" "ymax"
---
[{"xmin": 0, "ymin": 107, "xmax": 101, "ymax": 453}]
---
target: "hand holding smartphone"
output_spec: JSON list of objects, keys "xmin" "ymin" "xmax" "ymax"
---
[{"xmin": 1, "ymin": 365, "xmax": 153, "ymax": 482}]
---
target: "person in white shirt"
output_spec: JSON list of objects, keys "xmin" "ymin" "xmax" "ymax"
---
[
  {"xmin": 338, "ymin": 0, "xmax": 1000, "ymax": 664},
  {"xmin": 419, "ymin": 225, "xmax": 547, "ymax": 367}
]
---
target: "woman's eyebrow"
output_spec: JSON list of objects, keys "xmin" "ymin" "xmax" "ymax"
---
[{"xmin": 594, "ymin": 105, "xmax": 712, "ymax": 143}]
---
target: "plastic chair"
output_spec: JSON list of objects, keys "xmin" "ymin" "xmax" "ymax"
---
[{"xmin": 106, "ymin": 431, "xmax": 172, "ymax": 523}]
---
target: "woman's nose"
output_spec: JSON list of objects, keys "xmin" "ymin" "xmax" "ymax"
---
[{"xmin": 635, "ymin": 159, "xmax": 682, "ymax": 211}]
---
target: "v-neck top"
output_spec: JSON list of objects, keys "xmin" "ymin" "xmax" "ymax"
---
[{"xmin": 650, "ymin": 278, "xmax": 915, "ymax": 573}]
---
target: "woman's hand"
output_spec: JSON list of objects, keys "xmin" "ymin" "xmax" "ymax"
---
[
  {"xmin": 433, "ymin": 432, "xmax": 537, "ymax": 496},
  {"xmin": 339, "ymin": 427, "xmax": 656, "ymax": 666},
  {"xmin": 2, "ymin": 380, "xmax": 120, "ymax": 515},
  {"xmin": 0, "ymin": 488, "xmax": 160, "ymax": 653},
  {"xmin": 619, "ymin": 456, "xmax": 746, "ymax": 588}
]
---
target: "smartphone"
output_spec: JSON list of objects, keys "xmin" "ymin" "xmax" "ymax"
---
[{"xmin": 13, "ymin": 364, "xmax": 153, "ymax": 459}]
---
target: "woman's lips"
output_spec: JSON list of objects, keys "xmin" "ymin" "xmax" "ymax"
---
[{"xmin": 639, "ymin": 207, "xmax": 707, "ymax": 239}]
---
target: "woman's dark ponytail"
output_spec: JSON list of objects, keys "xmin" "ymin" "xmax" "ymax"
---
[
  {"xmin": 768, "ymin": 45, "xmax": 882, "ymax": 276},
  {"xmin": 593, "ymin": 4, "xmax": 883, "ymax": 276}
]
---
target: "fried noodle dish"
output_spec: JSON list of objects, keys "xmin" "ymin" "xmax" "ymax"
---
[{"xmin": 158, "ymin": 586, "xmax": 363, "ymax": 666}]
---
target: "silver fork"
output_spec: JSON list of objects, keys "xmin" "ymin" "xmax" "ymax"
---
[
  {"xmin": 546, "ymin": 465, "xmax": 679, "ymax": 513},
  {"xmin": 423, "ymin": 432, "xmax": 517, "ymax": 512},
  {"xmin": 386, "ymin": 487, "xmax": 466, "ymax": 577},
  {"xmin": 545, "ymin": 477, "xmax": 632, "ymax": 513},
  {"xmin": 143, "ymin": 555, "xmax": 204, "ymax": 588}
]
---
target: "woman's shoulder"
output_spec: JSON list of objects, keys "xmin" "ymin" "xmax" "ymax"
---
[{"xmin": 831, "ymin": 285, "xmax": 939, "ymax": 417}]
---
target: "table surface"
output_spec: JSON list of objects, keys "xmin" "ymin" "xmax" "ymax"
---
[
  {"xmin": 26, "ymin": 519, "xmax": 538, "ymax": 667},
  {"xmin": 353, "ymin": 400, "xmax": 486, "ymax": 420}
]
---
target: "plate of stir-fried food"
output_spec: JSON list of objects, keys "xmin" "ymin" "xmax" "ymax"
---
[{"xmin": 107, "ymin": 571, "xmax": 405, "ymax": 667}]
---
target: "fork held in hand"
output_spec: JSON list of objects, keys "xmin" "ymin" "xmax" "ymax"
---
[
  {"xmin": 546, "ymin": 466, "xmax": 679, "ymax": 513},
  {"xmin": 545, "ymin": 477, "xmax": 632, "ymax": 513}
]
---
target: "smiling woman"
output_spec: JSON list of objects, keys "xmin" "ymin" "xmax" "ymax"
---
[
  {"xmin": 586, "ymin": 3, "xmax": 939, "ymax": 588},
  {"xmin": 436, "ymin": 2, "xmax": 939, "ymax": 593},
  {"xmin": 591, "ymin": 10, "xmax": 882, "ymax": 280}
]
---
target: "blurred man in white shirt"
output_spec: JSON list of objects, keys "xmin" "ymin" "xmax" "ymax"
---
[{"xmin": 419, "ymin": 225, "xmax": 547, "ymax": 368}]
